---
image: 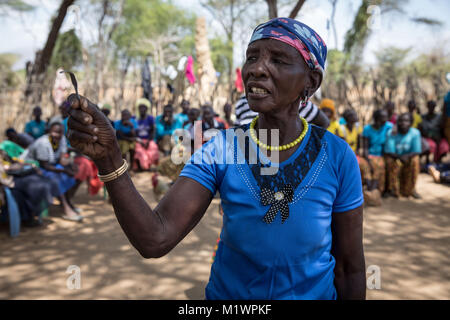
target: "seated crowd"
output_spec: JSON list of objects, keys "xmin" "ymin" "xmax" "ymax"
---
[
  {"xmin": 1, "ymin": 94, "xmax": 449, "ymax": 233},
  {"xmin": 318, "ymin": 97, "xmax": 450, "ymax": 206},
  {"xmin": 0, "ymin": 97, "xmax": 235, "ymax": 232}
]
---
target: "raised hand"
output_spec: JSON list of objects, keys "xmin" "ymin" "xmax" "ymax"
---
[{"xmin": 66, "ymin": 94, "xmax": 121, "ymax": 164}]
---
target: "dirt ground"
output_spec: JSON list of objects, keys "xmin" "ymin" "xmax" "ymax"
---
[{"xmin": 0, "ymin": 172, "xmax": 449, "ymax": 300}]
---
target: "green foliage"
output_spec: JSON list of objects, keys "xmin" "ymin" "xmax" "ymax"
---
[
  {"xmin": 113, "ymin": 0, "xmax": 196, "ymax": 58},
  {"xmin": 210, "ymin": 37, "xmax": 233, "ymax": 75},
  {"xmin": 375, "ymin": 46, "xmax": 410, "ymax": 92},
  {"xmin": 325, "ymin": 49, "xmax": 348, "ymax": 84},
  {"xmin": 0, "ymin": 53, "xmax": 21, "ymax": 88},
  {"xmin": 0, "ymin": 0, "xmax": 34, "ymax": 15},
  {"xmin": 51, "ymin": 29, "xmax": 83, "ymax": 71}
]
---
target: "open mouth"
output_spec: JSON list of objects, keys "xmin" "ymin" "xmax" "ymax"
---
[{"xmin": 248, "ymin": 85, "xmax": 270, "ymax": 97}]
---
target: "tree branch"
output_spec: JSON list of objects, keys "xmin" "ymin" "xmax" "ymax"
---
[{"xmin": 289, "ymin": 0, "xmax": 306, "ymax": 19}]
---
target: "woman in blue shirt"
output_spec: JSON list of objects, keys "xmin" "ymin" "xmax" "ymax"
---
[
  {"xmin": 114, "ymin": 109, "xmax": 138, "ymax": 163},
  {"xmin": 65, "ymin": 18, "xmax": 365, "ymax": 300},
  {"xmin": 24, "ymin": 106, "xmax": 46, "ymax": 140},
  {"xmin": 384, "ymin": 113, "xmax": 421, "ymax": 198}
]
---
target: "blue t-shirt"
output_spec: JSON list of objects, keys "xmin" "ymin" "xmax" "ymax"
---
[
  {"xmin": 180, "ymin": 125, "xmax": 364, "ymax": 300},
  {"xmin": 136, "ymin": 115, "xmax": 154, "ymax": 139},
  {"xmin": 384, "ymin": 127, "xmax": 421, "ymax": 155},
  {"xmin": 444, "ymin": 91, "xmax": 450, "ymax": 117},
  {"xmin": 114, "ymin": 118, "xmax": 138, "ymax": 135},
  {"xmin": 154, "ymin": 115, "xmax": 183, "ymax": 142},
  {"xmin": 25, "ymin": 120, "xmax": 46, "ymax": 139},
  {"xmin": 362, "ymin": 122, "xmax": 393, "ymax": 156},
  {"xmin": 175, "ymin": 113, "xmax": 189, "ymax": 127}
]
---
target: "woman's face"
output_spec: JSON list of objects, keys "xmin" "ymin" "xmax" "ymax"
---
[
  {"xmin": 242, "ymin": 39, "xmax": 313, "ymax": 114},
  {"xmin": 322, "ymin": 108, "xmax": 334, "ymax": 120},
  {"xmin": 138, "ymin": 105, "xmax": 148, "ymax": 117},
  {"xmin": 121, "ymin": 110, "xmax": 131, "ymax": 121},
  {"xmin": 49, "ymin": 124, "xmax": 63, "ymax": 142},
  {"xmin": 398, "ymin": 114, "xmax": 411, "ymax": 133}
]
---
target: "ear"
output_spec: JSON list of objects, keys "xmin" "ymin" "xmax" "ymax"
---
[{"xmin": 305, "ymin": 69, "xmax": 322, "ymax": 98}]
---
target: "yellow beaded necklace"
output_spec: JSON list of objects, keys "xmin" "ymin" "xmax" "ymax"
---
[{"xmin": 250, "ymin": 116, "xmax": 309, "ymax": 151}]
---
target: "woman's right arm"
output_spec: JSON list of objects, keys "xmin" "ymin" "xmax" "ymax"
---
[{"xmin": 66, "ymin": 94, "xmax": 213, "ymax": 258}]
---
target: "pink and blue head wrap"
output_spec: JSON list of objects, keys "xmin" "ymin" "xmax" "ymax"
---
[{"xmin": 249, "ymin": 17, "xmax": 327, "ymax": 74}]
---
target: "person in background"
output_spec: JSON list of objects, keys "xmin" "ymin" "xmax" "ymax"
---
[
  {"xmin": 155, "ymin": 104, "xmax": 182, "ymax": 156},
  {"xmin": 202, "ymin": 105, "xmax": 226, "ymax": 143},
  {"xmin": 21, "ymin": 121, "xmax": 82, "ymax": 221},
  {"xmin": 100, "ymin": 104, "xmax": 115, "ymax": 127},
  {"xmin": 0, "ymin": 149, "xmax": 59, "ymax": 227},
  {"xmin": 361, "ymin": 109, "xmax": 393, "ymax": 194},
  {"xmin": 444, "ymin": 90, "xmax": 450, "ymax": 144},
  {"xmin": 385, "ymin": 101, "xmax": 397, "ymax": 125},
  {"xmin": 428, "ymin": 163, "xmax": 450, "ymax": 185},
  {"xmin": 408, "ymin": 100, "xmax": 422, "ymax": 129},
  {"xmin": 133, "ymin": 98, "xmax": 158, "ymax": 171},
  {"xmin": 419, "ymin": 100, "xmax": 449, "ymax": 164},
  {"xmin": 384, "ymin": 113, "xmax": 421, "ymax": 199},
  {"xmin": 320, "ymin": 98, "xmax": 342, "ymax": 137},
  {"xmin": 341, "ymin": 109, "xmax": 362, "ymax": 153},
  {"xmin": 175, "ymin": 99, "xmax": 190, "ymax": 128},
  {"xmin": 184, "ymin": 108, "xmax": 201, "ymax": 153},
  {"xmin": 5, "ymin": 128, "xmax": 34, "ymax": 149},
  {"xmin": 115, "ymin": 109, "xmax": 138, "ymax": 164},
  {"xmin": 342, "ymin": 109, "xmax": 378, "ymax": 206},
  {"xmin": 25, "ymin": 106, "xmax": 46, "ymax": 140},
  {"xmin": 223, "ymin": 103, "xmax": 235, "ymax": 128}
]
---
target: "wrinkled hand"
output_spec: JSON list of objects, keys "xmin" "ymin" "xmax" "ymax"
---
[{"xmin": 66, "ymin": 94, "xmax": 120, "ymax": 161}]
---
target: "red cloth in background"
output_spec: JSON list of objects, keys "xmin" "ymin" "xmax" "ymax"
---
[
  {"xmin": 74, "ymin": 156, "xmax": 103, "ymax": 195},
  {"xmin": 235, "ymin": 68, "xmax": 244, "ymax": 93},
  {"xmin": 133, "ymin": 139, "xmax": 159, "ymax": 170},
  {"xmin": 185, "ymin": 56, "xmax": 196, "ymax": 85}
]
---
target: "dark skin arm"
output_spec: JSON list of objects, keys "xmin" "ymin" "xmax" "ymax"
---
[
  {"xmin": 331, "ymin": 205, "xmax": 366, "ymax": 300},
  {"xmin": 66, "ymin": 94, "xmax": 213, "ymax": 258}
]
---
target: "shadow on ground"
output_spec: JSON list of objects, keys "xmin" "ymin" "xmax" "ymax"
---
[{"xmin": 0, "ymin": 172, "xmax": 448, "ymax": 299}]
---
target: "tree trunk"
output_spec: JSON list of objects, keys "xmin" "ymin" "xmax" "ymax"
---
[
  {"xmin": 289, "ymin": 0, "xmax": 306, "ymax": 19},
  {"xmin": 24, "ymin": 0, "xmax": 75, "ymax": 105},
  {"xmin": 266, "ymin": 0, "xmax": 277, "ymax": 19}
]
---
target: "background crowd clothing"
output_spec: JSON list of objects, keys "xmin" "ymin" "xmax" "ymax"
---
[
  {"xmin": 386, "ymin": 156, "xmax": 420, "ymax": 197},
  {"xmin": 0, "ymin": 140, "xmax": 25, "ymax": 159},
  {"xmin": 115, "ymin": 118, "xmax": 138, "ymax": 157},
  {"xmin": 363, "ymin": 122, "xmax": 393, "ymax": 157},
  {"xmin": 385, "ymin": 127, "xmax": 422, "ymax": 156},
  {"xmin": 411, "ymin": 111, "xmax": 422, "ymax": 128},
  {"xmin": 154, "ymin": 115, "xmax": 183, "ymax": 143},
  {"xmin": 21, "ymin": 134, "xmax": 68, "ymax": 165},
  {"xmin": 175, "ymin": 112, "xmax": 189, "ymax": 127},
  {"xmin": 133, "ymin": 140, "xmax": 159, "ymax": 171},
  {"xmin": 341, "ymin": 124, "xmax": 362, "ymax": 152},
  {"xmin": 444, "ymin": 91, "xmax": 450, "ymax": 143},
  {"xmin": 420, "ymin": 112, "xmax": 449, "ymax": 162},
  {"xmin": 384, "ymin": 127, "xmax": 422, "ymax": 198},
  {"xmin": 136, "ymin": 115, "xmax": 154, "ymax": 140},
  {"xmin": 24, "ymin": 120, "xmax": 46, "ymax": 140},
  {"xmin": 21, "ymin": 134, "xmax": 76, "ymax": 197}
]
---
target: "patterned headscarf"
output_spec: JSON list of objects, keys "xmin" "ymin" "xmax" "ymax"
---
[{"xmin": 249, "ymin": 17, "xmax": 327, "ymax": 74}]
